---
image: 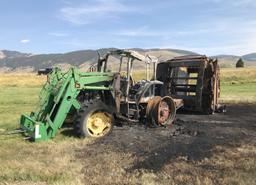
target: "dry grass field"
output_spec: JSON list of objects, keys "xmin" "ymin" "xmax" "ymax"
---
[{"xmin": 0, "ymin": 67, "xmax": 255, "ymax": 185}]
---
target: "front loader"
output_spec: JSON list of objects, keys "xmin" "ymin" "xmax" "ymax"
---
[
  {"xmin": 20, "ymin": 67, "xmax": 118, "ymax": 141},
  {"xmin": 20, "ymin": 49, "xmax": 178, "ymax": 142}
]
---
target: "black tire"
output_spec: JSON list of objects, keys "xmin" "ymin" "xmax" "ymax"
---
[{"xmin": 74, "ymin": 101, "xmax": 114, "ymax": 138}]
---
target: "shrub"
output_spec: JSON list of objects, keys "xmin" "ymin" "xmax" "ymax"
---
[{"xmin": 236, "ymin": 58, "xmax": 244, "ymax": 68}]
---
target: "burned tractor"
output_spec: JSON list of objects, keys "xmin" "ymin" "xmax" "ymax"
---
[
  {"xmin": 20, "ymin": 50, "xmax": 177, "ymax": 141},
  {"xmin": 157, "ymin": 55, "xmax": 222, "ymax": 114}
]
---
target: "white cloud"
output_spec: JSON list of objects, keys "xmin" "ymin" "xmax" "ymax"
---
[
  {"xmin": 188, "ymin": 42, "xmax": 256, "ymax": 56},
  {"xmin": 114, "ymin": 26, "xmax": 222, "ymax": 37},
  {"xmin": 48, "ymin": 32, "xmax": 69, "ymax": 37},
  {"xmin": 233, "ymin": 0, "xmax": 256, "ymax": 7},
  {"xmin": 192, "ymin": 0, "xmax": 256, "ymax": 6},
  {"xmin": 20, "ymin": 39, "xmax": 30, "ymax": 44},
  {"xmin": 56, "ymin": 0, "xmax": 256, "ymax": 55},
  {"xmin": 59, "ymin": 0, "xmax": 138, "ymax": 24},
  {"xmin": 115, "ymin": 26, "xmax": 162, "ymax": 37},
  {"xmin": 113, "ymin": 18, "xmax": 256, "ymax": 56},
  {"xmin": 157, "ymin": 31, "xmax": 256, "ymax": 56}
]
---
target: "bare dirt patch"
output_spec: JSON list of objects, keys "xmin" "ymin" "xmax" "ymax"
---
[{"xmin": 76, "ymin": 104, "xmax": 256, "ymax": 185}]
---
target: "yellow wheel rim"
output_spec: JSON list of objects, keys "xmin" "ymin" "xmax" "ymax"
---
[{"xmin": 86, "ymin": 111, "xmax": 112, "ymax": 137}]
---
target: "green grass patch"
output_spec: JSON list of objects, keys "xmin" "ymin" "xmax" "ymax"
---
[
  {"xmin": 221, "ymin": 67, "xmax": 256, "ymax": 85},
  {"xmin": 220, "ymin": 67, "xmax": 256, "ymax": 102},
  {"xmin": 221, "ymin": 83, "xmax": 256, "ymax": 103},
  {"xmin": 0, "ymin": 82, "xmax": 84, "ymax": 185},
  {"xmin": 0, "ymin": 87, "xmax": 41, "ymax": 130}
]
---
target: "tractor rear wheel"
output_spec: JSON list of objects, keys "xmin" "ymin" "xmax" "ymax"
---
[{"xmin": 74, "ymin": 101, "xmax": 114, "ymax": 138}]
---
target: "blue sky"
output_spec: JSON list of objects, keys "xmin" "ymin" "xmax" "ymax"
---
[{"xmin": 0, "ymin": 0, "xmax": 256, "ymax": 55}]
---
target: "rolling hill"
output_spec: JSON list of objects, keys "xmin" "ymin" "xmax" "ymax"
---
[
  {"xmin": 213, "ymin": 53, "xmax": 256, "ymax": 67},
  {"xmin": 0, "ymin": 48, "xmax": 196, "ymax": 72},
  {"xmin": 0, "ymin": 48, "xmax": 255, "ymax": 72}
]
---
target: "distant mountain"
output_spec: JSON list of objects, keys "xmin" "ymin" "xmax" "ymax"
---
[
  {"xmin": 0, "ymin": 49, "xmax": 114, "ymax": 71},
  {"xmin": 213, "ymin": 53, "xmax": 256, "ymax": 67},
  {"xmin": 213, "ymin": 54, "xmax": 240, "ymax": 60},
  {"xmin": 0, "ymin": 50, "xmax": 31, "ymax": 59},
  {"xmin": 0, "ymin": 48, "xmax": 197, "ymax": 72},
  {"xmin": 214, "ymin": 53, "xmax": 256, "ymax": 61},
  {"xmin": 0, "ymin": 48, "xmax": 255, "ymax": 72},
  {"xmin": 242, "ymin": 53, "xmax": 256, "ymax": 61}
]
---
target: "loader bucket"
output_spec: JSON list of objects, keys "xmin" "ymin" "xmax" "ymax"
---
[{"xmin": 20, "ymin": 114, "xmax": 48, "ymax": 141}]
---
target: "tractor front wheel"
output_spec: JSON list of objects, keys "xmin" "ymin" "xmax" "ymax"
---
[{"xmin": 74, "ymin": 101, "xmax": 114, "ymax": 138}]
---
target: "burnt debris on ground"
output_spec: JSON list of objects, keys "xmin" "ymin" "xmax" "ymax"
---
[{"xmin": 75, "ymin": 104, "xmax": 256, "ymax": 184}]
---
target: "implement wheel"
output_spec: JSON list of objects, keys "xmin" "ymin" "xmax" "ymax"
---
[
  {"xmin": 146, "ymin": 96, "xmax": 176, "ymax": 127},
  {"xmin": 75, "ymin": 101, "xmax": 113, "ymax": 138}
]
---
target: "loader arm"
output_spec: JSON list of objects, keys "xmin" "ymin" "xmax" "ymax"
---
[{"xmin": 20, "ymin": 67, "xmax": 115, "ymax": 141}]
